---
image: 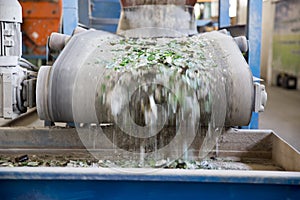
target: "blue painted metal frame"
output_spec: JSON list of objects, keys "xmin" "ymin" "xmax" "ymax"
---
[
  {"xmin": 219, "ymin": 0, "xmax": 230, "ymax": 28},
  {"xmin": 246, "ymin": 0, "xmax": 263, "ymax": 129},
  {"xmin": 0, "ymin": 168, "xmax": 300, "ymax": 199},
  {"xmin": 63, "ymin": 0, "xmax": 79, "ymax": 35},
  {"xmin": 1, "ymin": 180, "xmax": 300, "ymax": 200}
]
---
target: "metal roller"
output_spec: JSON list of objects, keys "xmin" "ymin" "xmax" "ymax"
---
[{"xmin": 36, "ymin": 29, "xmax": 265, "ymax": 127}]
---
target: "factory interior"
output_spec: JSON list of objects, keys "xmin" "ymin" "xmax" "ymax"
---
[{"xmin": 0, "ymin": 0, "xmax": 299, "ymax": 199}]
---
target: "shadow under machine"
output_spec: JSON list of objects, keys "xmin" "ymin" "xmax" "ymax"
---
[{"xmin": 0, "ymin": 0, "xmax": 299, "ymax": 199}]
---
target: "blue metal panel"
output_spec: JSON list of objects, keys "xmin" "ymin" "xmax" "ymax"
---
[
  {"xmin": 246, "ymin": 112, "xmax": 259, "ymax": 129},
  {"xmin": 0, "ymin": 169, "xmax": 300, "ymax": 200},
  {"xmin": 63, "ymin": 0, "xmax": 79, "ymax": 35},
  {"xmin": 78, "ymin": 0, "xmax": 91, "ymax": 26},
  {"xmin": 77, "ymin": 0, "xmax": 121, "ymax": 33},
  {"xmin": 219, "ymin": 0, "xmax": 230, "ymax": 28},
  {"xmin": 91, "ymin": 0, "xmax": 120, "ymax": 19},
  {"xmin": 90, "ymin": 0, "xmax": 121, "ymax": 33},
  {"xmin": 247, "ymin": 0, "xmax": 262, "ymax": 79},
  {"xmin": 246, "ymin": 0, "xmax": 263, "ymax": 129},
  {"xmin": 1, "ymin": 180, "xmax": 300, "ymax": 200}
]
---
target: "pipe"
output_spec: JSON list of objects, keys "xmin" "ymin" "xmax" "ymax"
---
[{"xmin": 48, "ymin": 32, "xmax": 70, "ymax": 51}]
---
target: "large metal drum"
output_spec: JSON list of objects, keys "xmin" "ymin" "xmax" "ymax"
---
[{"xmin": 37, "ymin": 29, "xmax": 253, "ymax": 126}]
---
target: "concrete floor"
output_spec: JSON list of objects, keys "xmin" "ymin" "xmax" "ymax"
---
[{"xmin": 260, "ymin": 86, "xmax": 300, "ymax": 151}]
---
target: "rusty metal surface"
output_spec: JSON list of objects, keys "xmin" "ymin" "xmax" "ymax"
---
[{"xmin": 20, "ymin": 0, "xmax": 62, "ymax": 55}]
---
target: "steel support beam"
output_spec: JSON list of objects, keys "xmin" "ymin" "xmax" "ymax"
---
[
  {"xmin": 219, "ymin": 0, "xmax": 230, "ymax": 28},
  {"xmin": 63, "ymin": 0, "xmax": 78, "ymax": 35},
  {"xmin": 246, "ymin": 0, "xmax": 263, "ymax": 129}
]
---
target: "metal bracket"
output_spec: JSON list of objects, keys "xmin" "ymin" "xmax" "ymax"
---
[
  {"xmin": 254, "ymin": 83, "xmax": 267, "ymax": 112},
  {"xmin": 0, "ymin": 56, "xmax": 18, "ymax": 66},
  {"xmin": 23, "ymin": 78, "xmax": 37, "ymax": 108},
  {"xmin": 2, "ymin": 72, "xmax": 13, "ymax": 118}
]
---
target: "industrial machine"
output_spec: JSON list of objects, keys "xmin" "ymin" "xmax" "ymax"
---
[
  {"xmin": 0, "ymin": 0, "xmax": 36, "ymax": 119},
  {"xmin": 0, "ymin": 0, "xmax": 266, "ymax": 131},
  {"xmin": 35, "ymin": 0, "xmax": 267, "ymax": 160},
  {"xmin": 0, "ymin": 0, "xmax": 299, "ymax": 199},
  {"xmin": 0, "ymin": 0, "xmax": 268, "ymax": 164}
]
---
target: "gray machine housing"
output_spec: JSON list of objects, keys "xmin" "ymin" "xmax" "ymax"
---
[{"xmin": 0, "ymin": 0, "xmax": 36, "ymax": 119}]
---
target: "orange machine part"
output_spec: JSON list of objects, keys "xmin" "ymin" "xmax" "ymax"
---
[{"xmin": 20, "ymin": 0, "xmax": 62, "ymax": 55}]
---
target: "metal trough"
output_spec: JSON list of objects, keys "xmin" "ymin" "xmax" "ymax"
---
[{"xmin": 0, "ymin": 128, "xmax": 299, "ymax": 199}]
